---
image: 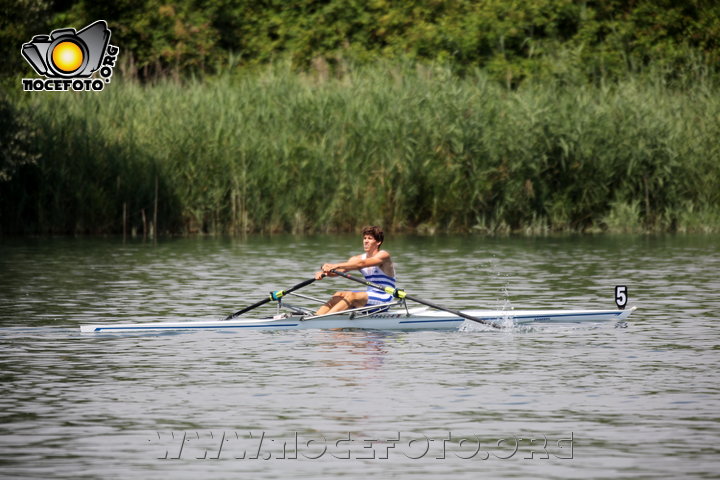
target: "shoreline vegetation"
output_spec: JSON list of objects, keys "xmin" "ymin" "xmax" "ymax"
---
[
  {"xmin": 2, "ymin": 1, "xmax": 719, "ymax": 235},
  {"xmin": 2, "ymin": 62, "xmax": 718, "ymax": 236}
]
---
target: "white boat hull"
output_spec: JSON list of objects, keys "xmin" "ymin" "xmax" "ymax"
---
[{"xmin": 80, "ymin": 306, "xmax": 636, "ymax": 333}]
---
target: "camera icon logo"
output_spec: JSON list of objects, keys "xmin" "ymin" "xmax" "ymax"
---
[
  {"xmin": 21, "ymin": 20, "xmax": 119, "ymax": 92},
  {"xmin": 22, "ymin": 20, "xmax": 110, "ymax": 78}
]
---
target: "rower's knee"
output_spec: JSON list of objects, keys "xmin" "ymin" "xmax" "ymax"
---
[
  {"xmin": 342, "ymin": 291, "xmax": 367, "ymax": 307},
  {"xmin": 334, "ymin": 291, "xmax": 360, "ymax": 300},
  {"xmin": 331, "ymin": 291, "xmax": 362, "ymax": 308},
  {"xmin": 338, "ymin": 291, "xmax": 362, "ymax": 301}
]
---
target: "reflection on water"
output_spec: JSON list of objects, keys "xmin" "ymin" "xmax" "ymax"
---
[
  {"xmin": 0, "ymin": 235, "xmax": 719, "ymax": 478},
  {"xmin": 314, "ymin": 331, "xmax": 392, "ymax": 371}
]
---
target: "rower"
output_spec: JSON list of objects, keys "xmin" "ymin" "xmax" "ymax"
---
[{"xmin": 314, "ymin": 225, "xmax": 396, "ymax": 315}]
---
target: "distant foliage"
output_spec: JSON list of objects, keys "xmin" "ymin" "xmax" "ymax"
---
[
  {"xmin": 3, "ymin": 2, "xmax": 719, "ymax": 235},
  {"xmin": 2, "ymin": 0, "xmax": 51, "ymax": 78},
  {"xmin": 8, "ymin": 0, "xmax": 718, "ymax": 84},
  {"xmin": 0, "ymin": 95, "xmax": 40, "ymax": 182}
]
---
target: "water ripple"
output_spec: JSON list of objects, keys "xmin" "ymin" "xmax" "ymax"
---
[{"xmin": 0, "ymin": 235, "xmax": 718, "ymax": 478}]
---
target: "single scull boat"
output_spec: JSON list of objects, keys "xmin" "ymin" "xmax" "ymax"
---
[
  {"xmin": 80, "ymin": 304, "xmax": 636, "ymax": 333},
  {"xmin": 80, "ymin": 275, "xmax": 636, "ymax": 333}
]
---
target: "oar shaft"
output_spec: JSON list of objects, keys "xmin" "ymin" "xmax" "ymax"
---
[
  {"xmin": 330, "ymin": 269, "xmax": 499, "ymax": 328},
  {"xmin": 329, "ymin": 269, "xmax": 399, "ymax": 296},
  {"xmin": 281, "ymin": 277, "xmax": 317, "ymax": 295},
  {"xmin": 399, "ymin": 292, "xmax": 486, "ymax": 325},
  {"xmin": 227, "ymin": 298, "xmax": 271, "ymax": 319},
  {"xmin": 225, "ymin": 277, "xmax": 316, "ymax": 320}
]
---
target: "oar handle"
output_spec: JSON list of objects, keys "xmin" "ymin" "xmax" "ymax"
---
[{"xmin": 330, "ymin": 269, "xmax": 500, "ymax": 329}]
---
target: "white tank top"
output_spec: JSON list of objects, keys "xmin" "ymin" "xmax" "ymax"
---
[{"xmin": 359, "ymin": 253, "xmax": 396, "ymax": 293}]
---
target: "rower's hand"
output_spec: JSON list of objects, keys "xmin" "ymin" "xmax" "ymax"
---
[
  {"xmin": 321, "ymin": 263, "xmax": 338, "ymax": 274},
  {"xmin": 314, "ymin": 271, "xmax": 326, "ymax": 280}
]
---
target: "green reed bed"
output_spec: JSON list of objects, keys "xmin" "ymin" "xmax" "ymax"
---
[{"xmin": 2, "ymin": 64, "xmax": 719, "ymax": 234}]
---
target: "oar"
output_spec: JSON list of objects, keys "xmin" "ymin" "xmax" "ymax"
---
[
  {"xmin": 225, "ymin": 278, "xmax": 317, "ymax": 320},
  {"xmin": 330, "ymin": 269, "xmax": 500, "ymax": 329}
]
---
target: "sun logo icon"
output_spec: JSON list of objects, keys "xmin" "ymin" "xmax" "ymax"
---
[{"xmin": 52, "ymin": 41, "xmax": 85, "ymax": 73}]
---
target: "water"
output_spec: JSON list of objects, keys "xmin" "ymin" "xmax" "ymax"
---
[{"xmin": 1, "ymin": 235, "xmax": 718, "ymax": 479}]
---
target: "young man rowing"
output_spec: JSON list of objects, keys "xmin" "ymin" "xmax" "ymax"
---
[{"xmin": 314, "ymin": 225, "xmax": 396, "ymax": 315}]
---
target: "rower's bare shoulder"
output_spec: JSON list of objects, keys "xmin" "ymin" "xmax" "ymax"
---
[
  {"xmin": 377, "ymin": 250, "xmax": 395, "ymax": 276},
  {"xmin": 376, "ymin": 249, "xmax": 391, "ymax": 259}
]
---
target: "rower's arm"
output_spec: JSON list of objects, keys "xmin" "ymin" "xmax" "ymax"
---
[
  {"xmin": 322, "ymin": 252, "xmax": 388, "ymax": 273},
  {"xmin": 344, "ymin": 253, "xmax": 386, "ymax": 270},
  {"xmin": 316, "ymin": 255, "xmax": 360, "ymax": 278}
]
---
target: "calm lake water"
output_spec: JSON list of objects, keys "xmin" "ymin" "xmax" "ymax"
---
[{"xmin": 1, "ymin": 234, "xmax": 718, "ymax": 479}]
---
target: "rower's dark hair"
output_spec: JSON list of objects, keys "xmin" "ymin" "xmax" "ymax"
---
[{"xmin": 362, "ymin": 225, "xmax": 384, "ymax": 245}]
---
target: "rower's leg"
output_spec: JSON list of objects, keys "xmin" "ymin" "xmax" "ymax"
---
[
  {"xmin": 315, "ymin": 291, "xmax": 368, "ymax": 315},
  {"xmin": 315, "ymin": 294, "xmax": 347, "ymax": 315},
  {"xmin": 326, "ymin": 291, "xmax": 368, "ymax": 313}
]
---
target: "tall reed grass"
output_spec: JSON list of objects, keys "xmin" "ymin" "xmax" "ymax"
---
[{"xmin": 3, "ymin": 63, "xmax": 719, "ymax": 234}]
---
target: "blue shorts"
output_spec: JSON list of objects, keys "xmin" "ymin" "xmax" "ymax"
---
[{"xmin": 365, "ymin": 289, "xmax": 393, "ymax": 313}]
